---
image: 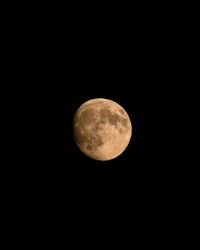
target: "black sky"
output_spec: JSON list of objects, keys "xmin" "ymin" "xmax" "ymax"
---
[
  {"xmin": 30, "ymin": 10, "xmax": 178, "ymax": 206},
  {"xmin": 8, "ymin": 6, "xmax": 188, "ymax": 242}
]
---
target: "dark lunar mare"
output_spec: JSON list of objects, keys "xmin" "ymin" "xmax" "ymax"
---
[
  {"xmin": 100, "ymin": 107, "xmax": 129, "ymax": 129},
  {"xmin": 73, "ymin": 108, "xmax": 104, "ymax": 152}
]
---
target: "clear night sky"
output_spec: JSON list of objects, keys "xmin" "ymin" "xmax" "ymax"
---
[
  {"xmin": 36, "ymin": 21, "xmax": 174, "ymax": 207},
  {"xmin": 9, "ymin": 6, "xmax": 187, "ymax": 243}
]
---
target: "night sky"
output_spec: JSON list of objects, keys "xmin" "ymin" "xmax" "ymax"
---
[
  {"xmin": 35, "ymin": 14, "xmax": 176, "ymax": 213},
  {"xmin": 8, "ymin": 5, "xmax": 188, "ymax": 243}
]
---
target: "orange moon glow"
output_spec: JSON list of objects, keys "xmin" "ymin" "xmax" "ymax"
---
[{"xmin": 73, "ymin": 98, "xmax": 132, "ymax": 161}]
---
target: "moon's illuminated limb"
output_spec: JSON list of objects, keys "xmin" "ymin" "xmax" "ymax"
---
[{"xmin": 73, "ymin": 98, "xmax": 132, "ymax": 161}]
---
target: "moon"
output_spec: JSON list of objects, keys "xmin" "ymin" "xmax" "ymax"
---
[{"xmin": 73, "ymin": 98, "xmax": 132, "ymax": 161}]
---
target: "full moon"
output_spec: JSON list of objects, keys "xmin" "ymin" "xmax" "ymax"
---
[{"xmin": 73, "ymin": 98, "xmax": 132, "ymax": 161}]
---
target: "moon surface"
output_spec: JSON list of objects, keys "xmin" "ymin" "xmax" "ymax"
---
[{"xmin": 73, "ymin": 98, "xmax": 132, "ymax": 161}]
